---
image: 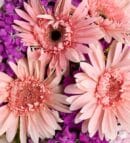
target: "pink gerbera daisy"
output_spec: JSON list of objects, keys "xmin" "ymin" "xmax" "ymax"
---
[
  {"xmin": 65, "ymin": 41, "xmax": 130, "ymax": 140},
  {"xmin": 0, "ymin": 47, "xmax": 69, "ymax": 143},
  {"xmin": 13, "ymin": 0, "xmax": 103, "ymax": 74},
  {"xmin": 88, "ymin": 0, "xmax": 130, "ymax": 43}
]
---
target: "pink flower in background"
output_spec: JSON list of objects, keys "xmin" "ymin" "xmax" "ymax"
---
[
  {"xmin": 14, "ymin": 0, "xmax": 103, "ymax": 75},
  {"xmin": 111, "ymin": 131, "xmax": 130, "ymax": 143},
  {"xmin": 65, "ymin": 41, "xmax": 130, "ymax": 140},
  {"xmin": 0, "ymin": 47, "xmax": 69, "ymax": 143},
  {"xmin": 88, "ymin": 0, "xmax": 130, "ymax": 43},
  {"xmin": 0, "ymin": 0, "xmax": 4, "ymax": 8}
]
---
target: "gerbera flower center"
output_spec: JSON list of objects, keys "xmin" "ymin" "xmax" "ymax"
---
[
  {"xmin": 38, "ymin": 16, "xmax": 73, "ymax": 54},
  {"xmin": 50, "ymin": 29, "xmax": 62, "ymax": 41},
  {"xmin": 99, "ymin": 12, "xmax": 107, "ymax": 19},
  {"xmin": 96, "ymin": 69, "xmax": 123, "ymax": 107},
  {"xmin": 7, "ymin": 77, "xmax": 50, "ymax": 115}
]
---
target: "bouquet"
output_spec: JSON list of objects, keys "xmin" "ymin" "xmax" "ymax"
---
[{"xmin": 0, "ymin": 0, "xmax": 130, "ymax": 143}]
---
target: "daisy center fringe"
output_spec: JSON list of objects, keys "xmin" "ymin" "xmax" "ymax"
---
[
  {"xmin": 96, "ymin": 69, "xmax": 123, "ymax": 107},
  {"xmin": 7, "ymin": 76, "xmax": 50, "ymax": 115}
]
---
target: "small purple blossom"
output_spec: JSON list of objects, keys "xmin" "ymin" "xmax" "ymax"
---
[{"xmin": 0, "ymin": 0, "xmax": 27, "ymax": 75}]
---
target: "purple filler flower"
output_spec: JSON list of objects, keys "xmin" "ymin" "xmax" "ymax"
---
[{"xmin": 0, "ymin": 0, "xmax": 27, "ymax": 75}]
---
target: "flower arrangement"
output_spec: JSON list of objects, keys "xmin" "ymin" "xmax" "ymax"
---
[{"xmin": 0, "ymin": 0, "xmax": 130, "ymax": 143}]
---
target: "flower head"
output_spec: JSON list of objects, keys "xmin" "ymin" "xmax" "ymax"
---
[
  {"xmin": 14, "ymin": 0, "xmax": 103, "ymax": 74},
  {"xmin": 65, "ymin": 41, "xmax": 130, "ymax": 140},
  {"xmin": 0, "ymin": 47, "xmax": 69, "ymax": 143},
  {"xmin": 88, "ymin": 0, "xmax": 130, "ymax": 43}
]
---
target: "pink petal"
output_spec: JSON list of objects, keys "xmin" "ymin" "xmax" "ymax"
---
[
  {"xmin": 0, "ymin": 112, "xmax": 17, "ymax": 136},
  {"xmin": 20, "ymin": 116, "xmax": 27, "ymax": 143},
  {"xmin": 73, "ymin": 24, "xmax": 104, "ymax": 43},
  {"xmin": 6, "ymin": 115, "xmax": 18, "ymax": 142},
  {"xmin": 59, "ymin": 53, "xmax": 68, "ymax": 73},
  {"xmin": 74, "ymin": 36, "xmax": 99, "ymax": 44},
  {"xmin": 80, "ymin": 98, "xmax": 96, "ymax": 113},
  {"xmin": 69, "ymin": 94, "xmax": 88, "ymax": 111},
  {"xmin": 102, "ymin": 109, "xmax": 117, "ymax": 140},
  {"xmin": 0, "ymin": 106, "xmax": 9, "ymax": 128},
  {"xmin": 106, "ymin": 41, "xmax": 117, "ymax": 68},
  {"xmin": 14, "ymin": 20, "xmax": 32, "ymax": 31},
  {"xmin": 66, "ymin": 96, "xmax": 78, "ymax": 104},
  {"xmin": 51, "ymin": 110, "xmax": 63, "ymax": 123},
  {"xmin": 54, "ymin": 94, "xmax": 68, "ymax": 105},
  {"xmin": 78, "ymin": 79, "xmax": 96, "ymax": 92},
  {"xmin": 88, "ymin": 105, "xmax": 102, "ymax": 137},
  {"xmin": 0, "ymin": 82, "xmax": 8, "ymax": 89},
  {"xmin": 76, "ymin": 50, "xmax": 86, "ymax": 61},
  {"xmin": 16, "ymin": 33, "xmax": 35, "ymax": 42},
  {"xmin": 82, "ymin": 120, "xmax": 89, "ymax": 133},
  {"xmin": 12, "ymin": 25, "xmax": 30, "ymax": 33},
  {"xmin": 75, "ymin": 44, "xmax": 89, "ymax": 54},
  {"xmin": 29, "ymin": 0, "xmax": 46, "ymax": 15},
  {"xmin": 51, "ymin": 85, "xmax": 62, "ymax": 93},
  {"xmin": 27, "ymin": 47, "xmax": 39, "ymax": 76},
  {"xmin": 89, "ymin": 42, "xmax": 105, "ymax": 71},
  {"xmin": 65, "ymin": 48, "xmax": 81, "ymax": 63},
  {"xmin": 8, "ymin": 62, "xmax": 18, "ymax": 77},
  {"xmin": 24, "ymin": 2, "xmax": 37, "ymax": 21},
  {"xmin": 65, "ymin": 84, "xmax": 85, "ymax": 94},
  {"xmin": 74, "ymin": 112, "xmax": 83, "ymax": 124},
  {"xmin": 111, "ymin": 42, "xmax": 123, "ymax": 66},
  {"xmin": 123, "ymin": 100, "xmax": 130, "ymax": 111},
  {"xmin": 28, "ymin": 115, "xmax": 39, "ymax": 143},
  {"xmin": 47, "ymin": 101, "xmax": 70, "ymax": 113},
  {"xmin": 39, "ymin": 51, "xmax": 50, "ymax": 80},
  {"xmin": 98, "ymin": 125, "xmax": 104, "ymax": 140},
  {"xmin": 116, "ymin": 104, "xmax": 130, "ymax": 132},
  {"xmin": 33, "ymin": 61, "xmax": 40, "ymax": 79},
  {"xmin": 0, "ymin": 91, "xmax": 9, "ymax": 102},
  {"xmin": 107, "ymin": 109, "xmax": 117, "ymax": 140},
  {"xmin": 114, "ymin": 59, "xmax": 130, "ymax": 70},
  {"xmin": 102, "ymin": 109, "xmax": 109, "ymax": 136},
  {"xmin": 74, "ymin": 73, "xmax": 88, "ymax": 81},
  {"xmin": 54, "ymin": 0, "xmax": 72, "ymax": 16},
  {"xmin": 72, "ymin": 0, "xmax": 88, "ymax": 22},
  {"xmin": 17, "ymin": 58, "xmax": 29, "ymax": 79},
  {"xmin": 79, "ymin": 104, "xmax": 96, "ymax": 120},
  {"xmin": 37, "ymin": 14, "xmax": 54, "ymax": 20},
  {"xmin": 15, "ymin": 9, "xmax": 34, "ymax": 23},
  {"xmin": 49, "ymin": 74, "xmax": 62, "ymax": 88},
  {"xmin": 80, "ymin": 62, "xmax": 98, "ymax": 81},
  {"xmin": 73, "ymin": 17, "xmax": 97, "ymax": 30},
  {"xmin": 0, "ymin": 72, "xmax": 13, "ymax": 82},
  {"xmin": 32, "ymin": 112, "xmax": 54, "ymax": 138},
  {"xmin": 49, "ymin": 55, "xmax": 57, "ymax": 71},
  {"xmin": 121, "ymin": 92, "xmax": 130, "ymax": 101},
  {"xmin": 40, "ymin": 107, "xmax": 61, "ymax": 130},
  {"xmin": 120, "ymin": 45, "xmax": 130, "ymax": 61},
  {"xmin": 86, "ymin": 48, "xmax": 101, "ymax": 74}
]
